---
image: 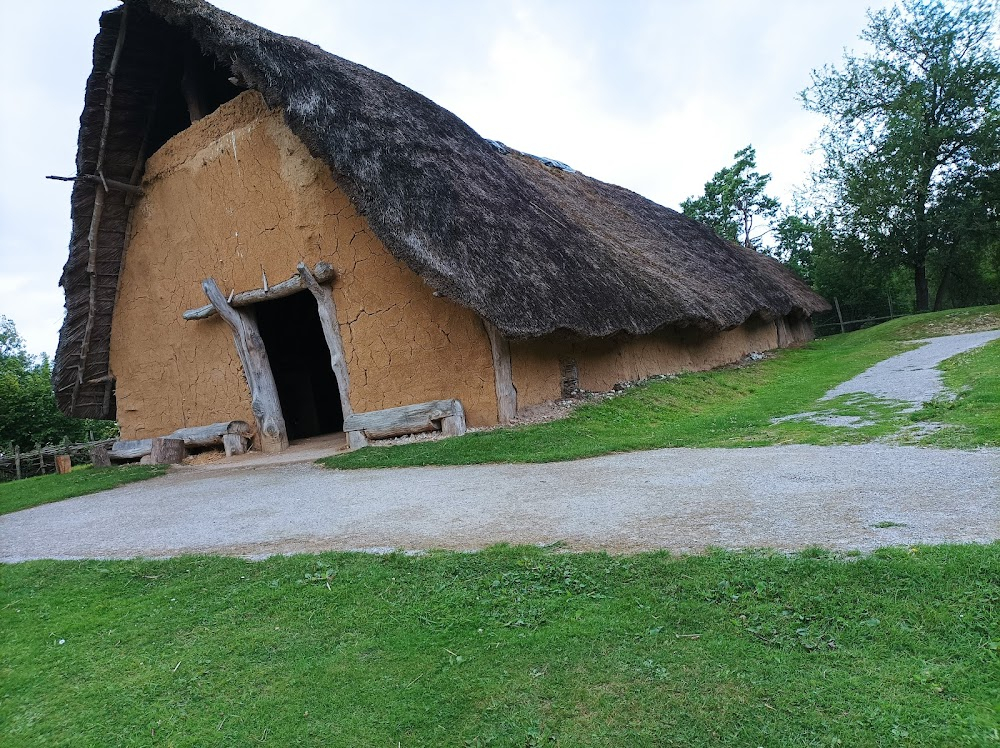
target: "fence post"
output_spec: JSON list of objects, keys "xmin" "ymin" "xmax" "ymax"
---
[
  {"xmin": 36, "ymin": 443, "xmax": 44, "ymax": 475},
  {"xmin": 834, "ymin": 297, "xmax": 846, "ymax": 334},
  {"xmin": 14, "ymin": 446, "xmax": 21, "ymax": 481},
  {"xmin": 887, "ymin": 294, "xmax": 894, "ymax": 319}
]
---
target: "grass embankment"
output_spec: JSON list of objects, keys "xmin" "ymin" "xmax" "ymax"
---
[
  {"xmin": 323, "ymin": 305, "xmax": 1000, "ymax": 470},
  {"xmin": 0, "ymin": 465, "xmax": 167, "ymax": 517},
  {"xmin": 2, "ymin": 545, "xmax": 997, "ymax": 746},
  {"xmin": 917, "ymin": 333, "xmax": 1000, "ymax": 447}
]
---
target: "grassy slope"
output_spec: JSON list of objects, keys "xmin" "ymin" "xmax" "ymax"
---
[
  {"xmin": 2, "ymin": 546, "xmax": 998, "ymax": 747},
  {"xmin": 0, "ymin": 465, "xmax": 167, "ymax": 517},
  {"xmin": 323, "ymin": 306, "xmax": 1000, "ymax": 470},
  {"xmin": 916, "ymin": 336, "xmax": 1000, "ymax": 447}
]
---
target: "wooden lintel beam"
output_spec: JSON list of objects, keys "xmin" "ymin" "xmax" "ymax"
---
[{"xmin": 183, "ymin": 262, "xmax": 335, "ymax": 320}]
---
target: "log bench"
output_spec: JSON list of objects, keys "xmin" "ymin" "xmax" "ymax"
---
[
  {"xmin": 343, "ymin": 399, "xmax": 466, "ymax": 442},
  {"xmin": 111, "ymin": 421, "xmax": 253, "ymax": 462}
]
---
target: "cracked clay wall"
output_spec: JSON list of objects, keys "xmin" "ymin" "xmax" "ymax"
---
[
  {"xmin": 110, "ymin": 91, "xmax": 498, "ymax": 439},
  {"xmin": 510, "ymin": 315, "xmax": 812, "ymax": 408}
]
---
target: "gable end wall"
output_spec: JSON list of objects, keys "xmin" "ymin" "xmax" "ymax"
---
[{"xmin": 109, "ymin": 91, "xmax": 498, "ymax": 438}]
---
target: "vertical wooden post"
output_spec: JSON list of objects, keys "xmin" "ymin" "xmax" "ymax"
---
[
  {"xmin": 91, "ymin": 445, "xmax": 112, "ymax": 468},
  {"xmin": 834, "ymin": 297, "xmax": 846, "ymax": 334},
  {"xmin": 887, "ymin": 294, "xmax": 894, "ymax": 319},
  {"xmin": 14, "ymin": 446, "xmax": 20, "ymax": 481},
  {"xmin": 181, "ymin": 43, "xmax": 205, "ymax": 123},
  {"xmin": 483, "ymin": 320, "xmax": 517, "ymax": 425},
  {"xmin": 775, "ymin": 318, "xmax": 787, "ymax": 348},
  {"xmin": 202, "ymin": 278, "xmax": 288, "ymax": 453},
  {"xmin": 297, "ymin": 263, "xmax": 367, "ymax": 450}
]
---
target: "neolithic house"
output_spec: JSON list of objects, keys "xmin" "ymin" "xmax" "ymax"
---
[{"xmin": 53, "ymin": 0, "xmax": 829, "ymax": 452}]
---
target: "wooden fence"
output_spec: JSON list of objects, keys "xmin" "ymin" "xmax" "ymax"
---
[
  {"xmin": 0, "ymin": 438, "xmax": 116, "ymax": 483},
  {"xmin": 812, "ymin": 296, "xmax": 901, "ymax": 336}
]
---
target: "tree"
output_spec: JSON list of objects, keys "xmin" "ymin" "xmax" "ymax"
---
[
  {"xmin": 681, "ymin": 145, "xmax": 780, "ymax": 250},
  {"xmin": 802, "ymin": 0, "xmax": 1000, "ymax": 311},
  {"xmin": 0, "ymin": 316, "xmax": 117, "ymax": 451}
]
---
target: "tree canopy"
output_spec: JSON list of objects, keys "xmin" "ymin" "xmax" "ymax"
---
[
  {"xmin": 680, "ymin": 145, "xmax": 780, "ymax": 250},
  {"xmin": 801, "ymin": 0, "xmax": 1000, "ymax": 311},
  {"xmin": 0, "ymin": 316, "xmax": 116, "ymax": 452}
]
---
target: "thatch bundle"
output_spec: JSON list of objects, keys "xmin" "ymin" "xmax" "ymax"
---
[{"xmin": 54, "ymin": 0, "xmax": 829, "ymax": 419}]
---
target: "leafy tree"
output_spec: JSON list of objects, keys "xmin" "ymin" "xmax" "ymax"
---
[
  {"xmin": 681, "ymin": 145, "xmax": 780, "ymax": 249},
  {"xmin": 0, "ymin": 316, "xmax": 117, "ymax": 452},
  {"xmin": 802, "ymin": 0, "xmax": 1000, "ymax": 311}
]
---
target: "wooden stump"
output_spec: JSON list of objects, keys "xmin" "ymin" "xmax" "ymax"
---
[
  {"xmin": 55, "ymin": 455, "xmax": 73, "ymax": 475},
  {"xmin": 222, "ymin": 433, "xmax": 249, "ymax": 457},
  {"xmin": 91, "ymin": 445, "xmax": 112, "ymax": 468},
  {"xmin": 150, "ymin": 437, "xmax": 186, "ymax": 465}
]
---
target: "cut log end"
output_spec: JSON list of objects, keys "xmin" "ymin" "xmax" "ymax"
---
[
  {"xmin": 150, "ymin": 437, "xmax": 187, "ymax": 465},
  {"xmin": 222, "ymin": 433, "xmax": 249, "ymax": 457}
]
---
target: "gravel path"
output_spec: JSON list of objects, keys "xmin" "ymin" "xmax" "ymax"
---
[
  {"xmin": 823, "ymin": 329, "xmax": 1000, "ymax": 407},
  {"xmin": 2, "ymin": 444, "xmax": 997, "ymax": 561}
]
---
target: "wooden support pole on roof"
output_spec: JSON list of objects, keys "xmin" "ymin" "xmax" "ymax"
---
[
  {"xmin": 102, "ymin": 377, "xmax": 114, "ymax": 419},
  {"xmin": 46, "ymin": 174, "xmax": 144, "ymax": 196},
  {"xmin": 71, "ymin": 3, "xmax": 129, "ymax": 415},
  {"xmin": 484, "ymin": 320, "xmax": 517, "ymax": 425},
  {"xmin": 202, "ymin": 278, "xmax": 288, "ymax": 453},
  {"xmin": 296, "ymin": 262, "xmax": 366, "ymax": 450},
  {"xmin": 181, "ymin": 43, "xmax": 205, "ymax": 123}
]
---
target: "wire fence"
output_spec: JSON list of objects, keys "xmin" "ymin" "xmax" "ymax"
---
[{"xmin": 0, "ymin": 438, "xmax": 117, "ymax": 483}]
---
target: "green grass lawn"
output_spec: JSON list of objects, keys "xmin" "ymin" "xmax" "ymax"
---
[
  {"xmin": 2, "ymin": 545, "xmax": 997, "ymax": 746},
  {"xmin": 322, "ymin": 305, "xmax": 1000, "ymax": 471},
  {"xmin": 0, "ymin": 465, "xmax": 167, "ymax": 517}
]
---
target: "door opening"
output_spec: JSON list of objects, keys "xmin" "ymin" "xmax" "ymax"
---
[{"xmin": 254, "ymin": 290, "xmax": 344, "ymax": 441}]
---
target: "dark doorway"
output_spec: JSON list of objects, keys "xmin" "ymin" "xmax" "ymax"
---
[{"xmin": 255, "ymin": 291, "xmax": 344, "ymax": 441}]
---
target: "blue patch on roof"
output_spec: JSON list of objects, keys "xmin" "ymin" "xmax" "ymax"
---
[{"xmin": 486, "ymin": 139, "xmax": 575, "ymax": 173}]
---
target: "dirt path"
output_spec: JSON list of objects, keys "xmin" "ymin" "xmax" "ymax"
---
[
  {"xmin": 824, "ymin": 329, "xmax": 1000, "ymax": 407},
  {"xmin": 2, "ymin": 444, "xmax": 996, "ymax": 561}
]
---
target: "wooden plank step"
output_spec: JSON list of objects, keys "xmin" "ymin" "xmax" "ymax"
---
[
  {"xmin": 344, "ymin": 399, "xmax": 466, "ymax": 441},
  {"xmin": 111, "ymin": 421, "xmax": 252, "ymax": 461}
]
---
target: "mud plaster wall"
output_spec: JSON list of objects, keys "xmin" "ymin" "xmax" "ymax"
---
[
  {"xmin": 110, "ymin": 91, "xmax": 497, "ymax": 439},
  {"xmin": 510, "ymin": 315, "xmax": 814, "ymax": 409}
]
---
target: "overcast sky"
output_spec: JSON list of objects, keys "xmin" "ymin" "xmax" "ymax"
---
[{"xmin": 0, "ymin": 0, "xmax": 891, "ymax": 358}]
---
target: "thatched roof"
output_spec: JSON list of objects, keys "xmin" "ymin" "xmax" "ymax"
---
[{"xmin": 54, "ymin": 0, "xmax": 829, "ymax": 418}]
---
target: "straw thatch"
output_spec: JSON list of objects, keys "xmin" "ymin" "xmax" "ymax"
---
[{"xmin": 54, "ymin": 0, "xmax": 829, "ymax": 419}]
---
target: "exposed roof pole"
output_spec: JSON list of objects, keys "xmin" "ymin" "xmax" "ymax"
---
[{"xmin": 71, "ymin": 2, "xmax": 129, "ymax": 415}]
